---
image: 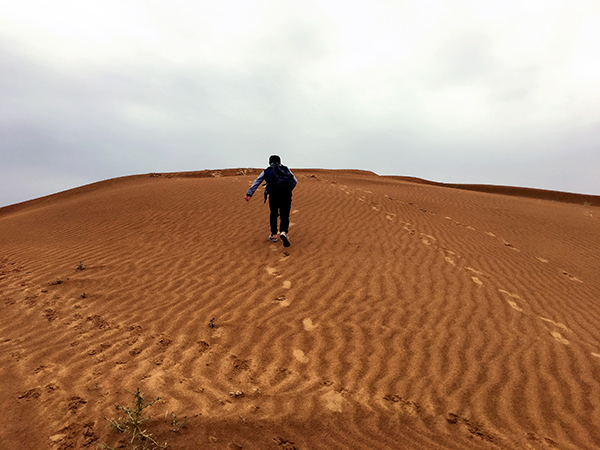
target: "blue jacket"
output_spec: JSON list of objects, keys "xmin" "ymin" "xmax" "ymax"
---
[{"xmin": 246, "ymin": 163, "xmax": 297, "ymax": 202}]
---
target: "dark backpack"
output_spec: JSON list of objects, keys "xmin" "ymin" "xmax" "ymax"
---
[{"xmin": 269, "ymin": 164, "xmax": 296, "ymax": 191}]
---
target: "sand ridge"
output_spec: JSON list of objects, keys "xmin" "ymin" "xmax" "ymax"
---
[{"xmin": 1, "ymin": 169, "xmax": 600, "ymax": 449}]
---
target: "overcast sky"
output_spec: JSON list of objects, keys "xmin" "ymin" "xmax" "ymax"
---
[{"xmin": 1, "ymin": 0, "xmax": 600, "ymax": 207}]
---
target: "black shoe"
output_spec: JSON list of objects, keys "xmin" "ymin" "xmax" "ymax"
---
[{"xmin": 280, "ymin": 232, "xmax": 291, "ymax": 247}]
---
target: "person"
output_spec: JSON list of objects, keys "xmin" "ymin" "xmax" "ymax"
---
[{"xmin": 245, "ymin": 155, "xmax": 297, "ymax": 247}]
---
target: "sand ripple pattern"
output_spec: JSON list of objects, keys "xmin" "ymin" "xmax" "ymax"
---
[{"xmin": 1, "ymin": 171, "xmax": 600, "ymax": 449}]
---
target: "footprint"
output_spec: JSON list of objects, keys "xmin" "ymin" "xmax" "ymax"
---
[
  {"xmin": 266, "ymin": 267, "xmax": 281, "ymax": 277},
  {"xmin": 536, "ymin": 257, "xmax": 549, "ymax": 263},
  {"xmin": 506, "ymin": 300, "xmax": 523, "ymax": 312},
  {"xmin": 444, "ymin": 256, "xmax": 456, "ymax": 266},
  {"xmin": 498, "ymin": 290, "xmax": 523, "ymax": 311},
  {"xmin": 293, "ymin": 349, "xmax": 309, "ymax": 363},
  {"xmin": 383, "ymin": 395, "xmax": 420, "ymax": 416},
  {"xmin": 302, "ymin": 318, "xmax": 317, "ymax": 331},
  {"xmin": 550, "ymin": 331, "xmax": 570, "ymax": 345},
  {"xmin": 322, "ymin": 389, "xmax": 343, "ymax": 412},
  {"xmin": 420, "ymin": 234, "xmax": 436, "ymax": 246},
  {"xmin": 501, "ymin": 240, "xmax": 521, "ymax": 252},
  {"xmin": 282, "ymin": 280, "xmax": 292, "ymax": 289},
  {"xmin": 466, "ymin": 267, "xmax": 483, "ymax": 276},
  {"xmin": 539, "ymin": 317, "xmax": 570, "ymax": 332},
  {"xmin": 526, "ymin": 432, "xmax": 558, "ymax": 447},
  {"xmin": 471, "ymin": 277, "xmax": 484, "ymax": 287},
  {"xmin": 441, "ymin": 249, "xmax": 458, "ymax": 266},
  {"xmin": 485, "ymin": 232, "xmax": 496, "ymax": 237},
  {"xmin": 498, "ymin": 289, "xmax": 520, "ymax": 299},
  {"xmin": 291, "ymin": 210, "xmax": 300, "ymax": 215},
  {"xmin": 592, "ymin": 353, "xmax": 600, "ymax": 358},
  {"xmin": 562, "ymin": 271, "xmax": 583, "ymax": 283},
  {"xmin": 274, "ymin": 295, "xmax": 290, "ymax": 307}
]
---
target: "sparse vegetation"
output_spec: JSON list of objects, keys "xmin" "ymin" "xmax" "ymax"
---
[
  {"xmin": 170, "ymin": 413, "xmax": 187, "ymax": 432},
  {"xmin": 102, "ymin": 388, "xmax": 166, "ymax": 450},
  {"xmin": 77, "ymin": 261, "xmax": 86, "ymax": 271}
]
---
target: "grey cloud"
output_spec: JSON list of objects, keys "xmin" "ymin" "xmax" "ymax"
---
[
  {"xmin": 1, "ymin": 3, "xmax": 599, "ymax": 208},
  {"xmin": 433, "ymin": 32, "xmax": 497, "ymax": 86}
]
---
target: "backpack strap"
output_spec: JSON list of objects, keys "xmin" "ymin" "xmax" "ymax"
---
[{"xmin": 263, "ymin": 166, "xmax": 274, "ymax": 203}]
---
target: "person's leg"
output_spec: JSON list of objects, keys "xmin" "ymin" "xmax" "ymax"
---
[
  {"xmin": 268, "ymin": 193, "xmax": 279, "ymax": 236},
  {"xmin": 279, "ymin": 191, "xmax": 292, "ymax": 234}
]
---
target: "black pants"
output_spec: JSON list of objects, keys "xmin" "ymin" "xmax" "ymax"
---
[{"xmin": 268, "ymin": 190, "xmax": 292, "ymax": 235}]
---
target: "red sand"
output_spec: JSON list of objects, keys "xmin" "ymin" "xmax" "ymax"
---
[{"xmin": 1, "ymin": 169, "xmax": 600, "ymax": 449}]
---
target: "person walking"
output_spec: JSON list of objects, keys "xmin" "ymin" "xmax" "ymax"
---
[{"xmin": 245, "ymin": 155, "xmax": 297, "ymax": 247}]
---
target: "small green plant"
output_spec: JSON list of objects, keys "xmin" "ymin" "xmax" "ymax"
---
[
  {"xmin": 170, "ymin": 413, "xmax": 187, "ymax": 432},
  {"xmin": 103, "ymin": 388, "xmax": 165, "ymax": 450}
]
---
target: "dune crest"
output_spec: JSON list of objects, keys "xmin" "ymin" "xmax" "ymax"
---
[{"xmin": 1, "ymin": 169, "xmax": 600, "ymax": 449}]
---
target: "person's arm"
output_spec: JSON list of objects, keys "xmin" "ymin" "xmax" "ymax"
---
[{"xmin": 245, "ymin": 171, "xmax": 265, "ymax": 201}]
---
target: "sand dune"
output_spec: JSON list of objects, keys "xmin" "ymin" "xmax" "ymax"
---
[{"xmin": 1, "ymin": 169, "xmax": 600, "ymax": 449}]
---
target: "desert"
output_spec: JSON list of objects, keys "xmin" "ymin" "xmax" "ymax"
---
[{"xmin": 1, "ymin": 169, "xmax": 600, "ymax": 449}]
